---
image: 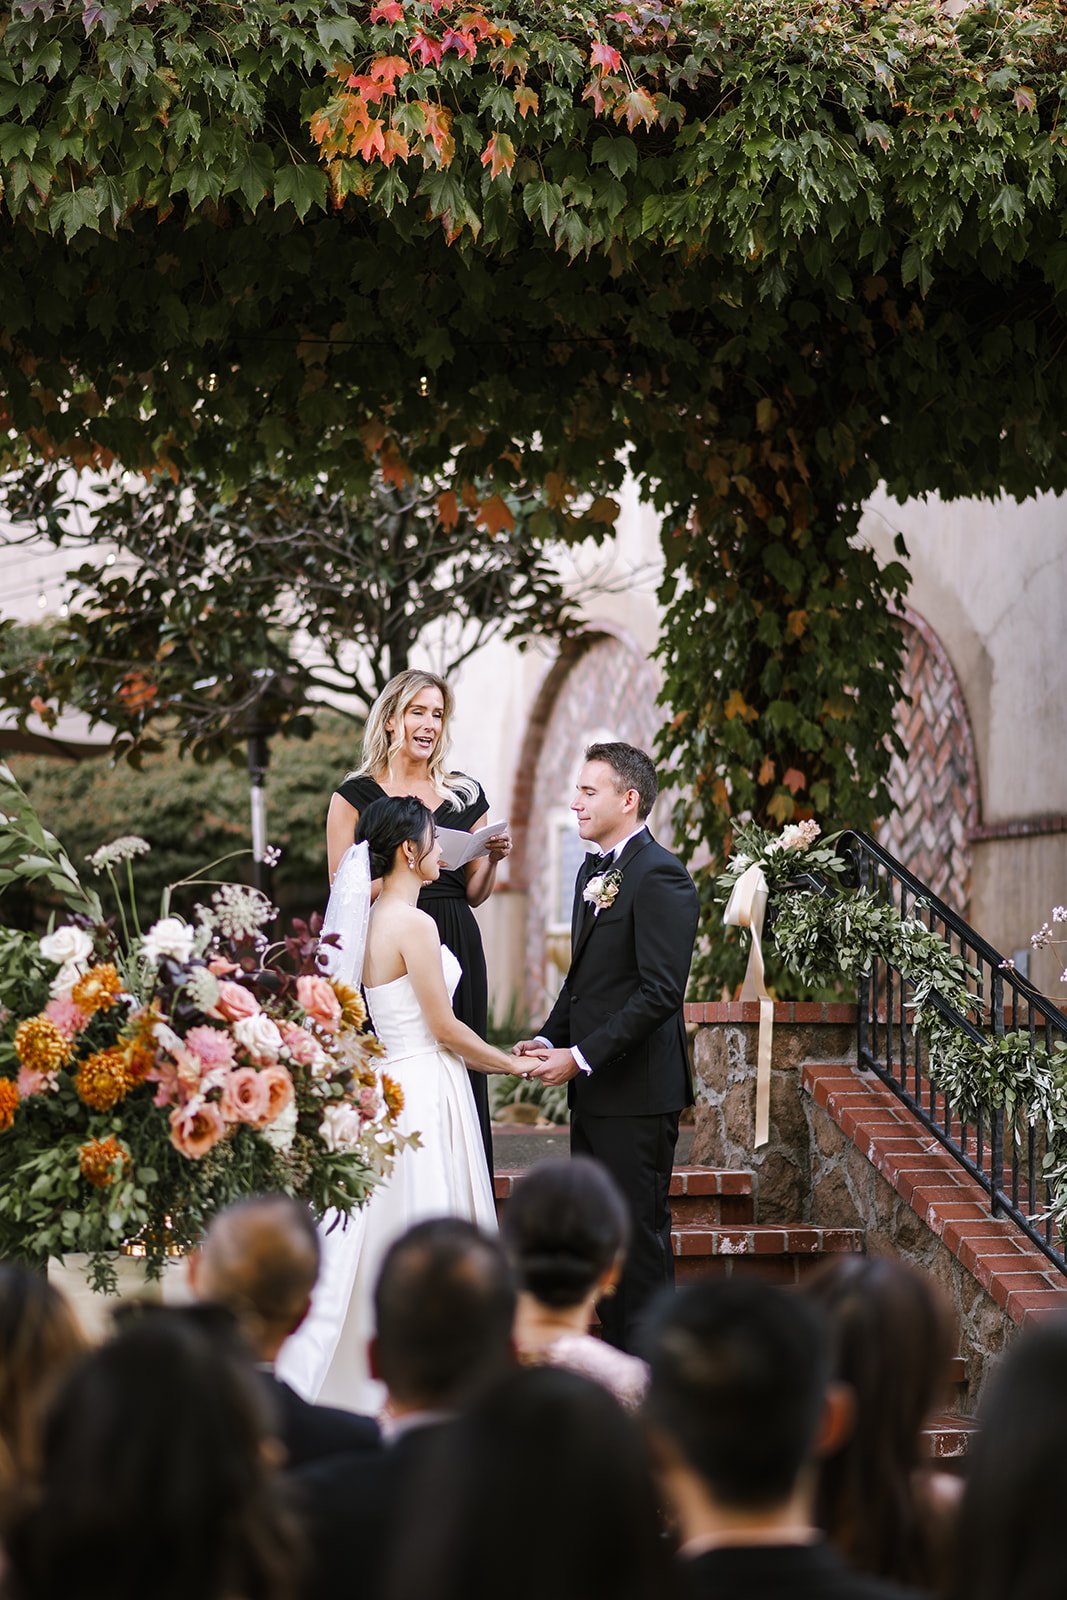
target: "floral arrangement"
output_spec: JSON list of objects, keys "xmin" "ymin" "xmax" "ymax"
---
[
  {"xmin": 0, "ymin": 765, "xmax": 413, "ymax": 1291},
  {"xmin": 717, "ymin": 819, "xmax": 847, "ymax": 899},
  {"xmin": 582, "ymin": 867, "xmax": 623, "ymax": 914}
]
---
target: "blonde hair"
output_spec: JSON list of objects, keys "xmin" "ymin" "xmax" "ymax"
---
[{"xmin": 354, "ymin": 670, "xmax": 479, "ymax": 810}]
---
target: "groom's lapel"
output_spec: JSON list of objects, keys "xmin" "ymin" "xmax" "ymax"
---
[{"xmin": 568, "ymin": 829, "xmax": 651, "ymax": 973}]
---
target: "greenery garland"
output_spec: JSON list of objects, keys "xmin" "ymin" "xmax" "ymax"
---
[{"xmin": 720, "ymin": 825, "xmax": 1067, "ymax": 1226}]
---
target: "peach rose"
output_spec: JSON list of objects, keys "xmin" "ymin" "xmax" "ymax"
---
[
  {"xmin": 259, "ymin": 1065, "xmax": 294, "ymax": 1124},
  {"xmin": 220, "ymin": 1067, "xmax": 271, "ymax": 1125},
  {"xmin": 297, "ymin": 975, "xmax": 342, "ymax": 1034},
  {"xmin": 214, "ymin": 981, "xmax": 260, "ymax": 1022},
  {"xmin": 169, "ymin": 1098, "xmax": 226, "ymax": 1159}
]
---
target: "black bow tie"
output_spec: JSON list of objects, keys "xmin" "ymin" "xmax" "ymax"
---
[{"xmin": 585, "ymin": 851, "xmax": 614, "ymax": 878}]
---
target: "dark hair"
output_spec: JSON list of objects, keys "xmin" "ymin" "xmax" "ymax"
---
[
  {"xmin": 356, "ymin": 794, "xmax": 435, "ymax": 881},
  {"xmin": 644, "ymin": 1279, "xmax": 832, "ymax": 1510},
  {"xmin": 4, "ymin": 1308, "xmax": 302, "ymax": 1600},
  {"xmin": 387, "ymin": 1367, "xmax": 675, "ymax": 1600},
  {"xmin": 373, "ymin": 1219, "xmax": 515, "ymax": 1408},
  {"xmin": 950, "ymin": 1316, "xmax": 1067, "ymax": 1600},
  {"xmin": 584, "ymin": 741, "xmax": 657, "ymax": 819},
  {"xmin": 501, "ymin": 1157, "xmax": 630, "ymax": 1309},
  {"xmin": 804, "ymin": 1255, "xmax": 955, "ymax": 1588},
  {"xmin": 0, "ymin": 1266, "xmax": 85, "ymax": 1503}
]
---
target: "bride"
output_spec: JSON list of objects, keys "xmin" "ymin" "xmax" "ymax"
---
[{"xmin": 276, "ymin": 794, "xmax": 526, "ymax": 1413}]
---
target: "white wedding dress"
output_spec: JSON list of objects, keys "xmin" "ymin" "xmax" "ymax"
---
[{"xmin": 276, "ymin": 945, "xmax": 497, "ymax": 1414}]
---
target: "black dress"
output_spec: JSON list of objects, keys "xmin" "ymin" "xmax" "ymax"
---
[{"xmin": 335, "ymin": 774, "xmax": 494, "ymax": 1176}]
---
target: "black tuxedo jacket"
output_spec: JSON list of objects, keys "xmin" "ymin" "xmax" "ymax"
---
[
  {"xmin": 680, "ymin": 1542, "xmax": 920, "ymax": 1600},
  {"xmin": 259, "ymin": 1370, "xmax": 380, "ymax": 1471},
  {"xmin": 539, "ymin": 828, "xmax": 699, "ymax": 1117}
]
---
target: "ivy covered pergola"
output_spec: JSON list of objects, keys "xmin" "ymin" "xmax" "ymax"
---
[{"xmin": 1, "ymin": 0, "xmax": 1065, "ymax": 980}]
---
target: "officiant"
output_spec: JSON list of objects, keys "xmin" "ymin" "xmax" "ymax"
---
[{"xmin": 326, "ymin": 669, "xmax": 510, "ymax": 1175}]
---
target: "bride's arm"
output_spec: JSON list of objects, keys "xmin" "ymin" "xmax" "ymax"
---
[{"xmin": 401, "ymin": 916, "xmax": 529, "ymax": 1075}]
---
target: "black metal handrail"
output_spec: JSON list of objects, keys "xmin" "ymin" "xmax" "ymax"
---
[{"xmin": 831, "ymin": 829, "xmax": 1067, "ymax": 1275}]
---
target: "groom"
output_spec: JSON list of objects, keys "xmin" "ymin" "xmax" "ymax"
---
[{"xmin": 516, "ymin": 741, "xmax": 699, "ymax": 1352}]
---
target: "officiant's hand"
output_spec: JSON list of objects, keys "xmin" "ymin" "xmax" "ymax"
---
[
  {"xmin": 525, "ymin": 1048, "xmax": 579, "ymax": 1087},
  {"xmin": 484, "ymin": 830, "xmax": 512, "ymax": 861}
]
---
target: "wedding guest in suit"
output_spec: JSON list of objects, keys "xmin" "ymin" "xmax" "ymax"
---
[
  {"xmin": 516, "ymin": 741, "xmax": 699, "ymax": 1352},
  {"xmin": 191, "ymin": 1195, "xmax": 380, "ymax": 1468},
  {"xmin": 805, "ymin": 1256, "xmax": 962, "ymax": 1592},
  {"xmin": 326, "ymin": 669, "xmax": 510, "ymax": 1174},
  {"xmin": 0, "ymin": 1266, "xmax": 85, "ymax": 1523},
  {"xmin": 644, "ymin": 1280, "xmax": 920, "ymax": 1600},
  {"xmin": 2, "ymin": 1308, "xmax": 302, "ymax": 1600},
  {"xmin": 388, "ymin": 1366, "xmax": 675, "ymax": 1600},
  {"xmin": 502, "ymin": 1155, "xmax": 648, "ymax": 1408},
  {"xmin": 948, "ymin": 1315, "xmax": 1067, "ymax": 1600},
  {"xmin": 292, "ymin": 1218, "xmax": 515, "ymax": 1600}
]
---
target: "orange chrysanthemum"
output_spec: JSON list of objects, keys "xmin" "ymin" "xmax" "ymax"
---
[
  {"xmin": 14, "ymin": 1016, "xmax": 70, "ymax": 1076},
  {"xmin": 382, "ymin": 1073, "xmax": 404, "ymax": 1118},
  {"xmin": 0, "ymin": 1079, "xmax": 20, "ymax": 1132},
  {"xmin": 74, "ymin": 1048, "xmax": 133, "ymax": 1111},
  {"xmin": 79, "ymin": 1135, "xmax": 130, "ymax": 1188},
  {"xmin": 71, "ymin": 963, "xmax": 123, "ymax": 1016},
  {"xmin": 331, "ymin": 981, "xmax": 367, "ymax": 1031}
]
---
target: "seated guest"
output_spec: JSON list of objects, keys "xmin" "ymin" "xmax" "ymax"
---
[
  {"xmin": 644, "ymin": 1279, "xmax": 920, "ymax": 1600},
  {"xmin": 191, "ymin": 1194, "xmax": 379, "ymax": 1467},
  {"xmin": 502, "ymin": 1156, "xmax": 648, "ymax": 1408},
  {"xmin": 389, "ymin": 1366, "xmax": 675, "ymax": 1600},
  {"xmin": 2, "ymin": 1307, "xmax": 301, "ymax": 1600},
  {"xmin": 293, "ymin": 1218, "xmax": 515, "ymax": 1600},
  {"xmin": 805, "ymin": 1256, "xmax": 962, "ymax": 1592},
  {"xmin": 948, "ymin": 1314, "xmax": 1067, "ymax": 1600},
  {"xmin": 0, "ymin": 1266, "xmax": 85, "ymax": 1524}
]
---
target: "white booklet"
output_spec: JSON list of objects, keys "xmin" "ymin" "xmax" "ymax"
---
[{"xmin": 436, "ymin": 819, "xmax": 509, "ymax": 871}]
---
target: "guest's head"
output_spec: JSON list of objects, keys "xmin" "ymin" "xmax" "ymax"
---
[
  {"xmin": 804, "ymin": 1254, "xmax": 955, "ymax": 1585},
  {"xmin": 4, "ymin": 1307, "xmax": 301, "ymax": 1600},
  {"xmin": 574, "ymin": 742, "xmax": 657, "ymax": 849},
  {"xmin": 371, "ymin": 1219, "xmax": 515, "ymax": 1413},
  {"xmin": 502, "ymin": 1156, "xmax": 630, "ymax": 1314},
  {"xmin": 0, "ymin": 1266, "xmax": 85, "ymax": 1502},
  {"xmin": 192, "ymin": 1194, "xmax": 320, "ymax": 1363},
  {"xmin": 950, "ymin": 1315, "xmax": 1067, "ymax": 1600},
  {"xmin": 644, "ymin": 1279, "xmax": 845, "ymax": 1537},
  {"xmin": 361, "ymin": 669, "xmax": 453, "ymax": 777},
  {"xmin": 387, "ymin": 1366, "xmax": 674, "ymax": 1600},
  {"xmin": 357, "ymin": 794, "xmax": 441, "ymax": 886}
]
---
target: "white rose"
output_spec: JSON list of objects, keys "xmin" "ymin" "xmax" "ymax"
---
[
  {"xmin": 261, "ymin": 1097, "xmax": 297, "ymax": 1154},
  {"xmin": 49, "ymin": 960, "xmax": 85, "ymax": 1000},
  {"xmin": 141, "ymin": 917, "xmax": 197, "ymax": 965},
  {"xmin": 39, "ymin": 925, "xmax": 94, "ymax": 967},
  {"xmin": 319, "ymin": 1103, "xmax": 364, "ymax": 1153},
  {"xmin": 233, "ymin": 1012, "xmax": 284, "ymax": 1063}
]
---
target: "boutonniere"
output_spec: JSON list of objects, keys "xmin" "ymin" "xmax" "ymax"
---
[{"xmin": 582, "ymin": 867, "xmax": 623, "ymax": 914}]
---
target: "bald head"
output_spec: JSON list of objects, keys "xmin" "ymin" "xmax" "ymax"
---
[{"xmin": 194, "ymin": 1196, "xmax": 320, "ymax": 1361}]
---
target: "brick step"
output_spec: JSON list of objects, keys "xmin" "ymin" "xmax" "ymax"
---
[
  {"xmin": 494, "ymin": 1166, "xmax": 755, "ymax": 1227},
  {"xmin": 923, "ymin": 1409, "xmax": 977, "ymax": 1461},
  {"xmin": 671, "ymin": 1225, "xmax": 864, "ymax": 1285}
]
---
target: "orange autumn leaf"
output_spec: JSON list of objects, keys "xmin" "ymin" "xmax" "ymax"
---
[
  {"xmin": 724, "ymin": 689, "xmax": 758, "ymax": 724},
  {"xmin": 420, "ymin": 101, "xmax": 454, "ymax": 164},
  {"xmin": 757, "ymin": 756, "xmax": 775, "ymax": 786},
  {"xmin": 370, "ymin": 0, "xmax": 404, "ymax": 20},
  {"xmin": 786, "ymin": 609, "xmax": 808, "ymax": 639},
  {"xmin": 369, "ymin": 54, "xmax": 410, "ymax": 84},
  {"xmin": 481, "ymin": 131, "xmax": 516, "ymax": 179},
  {"xmin": 514, "ymin": 84, "xmax": 539, "ymax": 119},
  {"xmin": 767, "ymin": 792, "xmax": 795, "ymax": 825},
  {"xmin": 586, "ymin": 495, "xmax": 620, "ymax": 526},
  {"xmin": 381, "ymin": 127, "xmax": 410, "ymax": 166},
  {"xmin": 351, "ymin": 118, "xmax": 386, "ymax": 162},
  {"xmin": 380, "ymin": 441, "xmax": 412, "ymax": 488},
  {"xmin": 475, "ymin": 494, "xmax": 515, "ymax": 535},
  {"xmin": 437, "ymin": 489, "xmax": 460, "ymax": 530},
  {"xmin": 782, "ymin": 767, "xmax": 807, "ymax": 795},
  {"xmin": 615, "ymin": 87, "xmax": 657, "ymax": 132}
]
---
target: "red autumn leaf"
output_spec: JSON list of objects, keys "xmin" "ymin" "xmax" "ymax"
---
[
  {"xmin": 480, "ymin": 130, "xmax": 516, "ymax": 179},
  {"xmin": 437, "ymin": 489, "xmax": 460, "ymax": 530},
  {"xmin": 346, "ymin": 74, "xmax": 391, "ymax": 104},
  {"xmin": 590, "ymin": 39, "xmax": 622, "ymax": 75},
  {"xmin": 441, "ymin": 27, "xmax": 477, "ymax": 58},
  {"xmin": 370, "ymin": 0, "xmax": 405, "ymax": 20},
  {"xmin": 380, "ymin": 441, "xmax": 412, "ymax": 488},
  {"xmin": 409, "ymin": 29, "xmax": 442, "ymax": 65},
  {"xmin": 615, "ymin": 87, "xmax": 656, "ymax": 132},
  {"xmin": 582, "ymin": 78, "xmax": 615, "ymax": 116},
  {"xmin": 360, "ymin": 418, "xmax": 389, "ymax": 452},
  {"xmin": 609, "ymin": 8, "xmax": 642, "ymax": 33},
  {"xmin": 370, "ymin": 54, "xmax": 410, "ymax": 84},
  {"xmin": 380, "ymin": 126, "xmax": 411, "ymax": 166},
  {"xmin": 782, "ymin": 768, "xmax": 807, "ymax": 795},
  {"xmin": 514, "ymin": 84, "xmax": 539, "ymax": 119},
  {"xmin": 460, "ymin": 11, "xmax": 495, "ymax": 38},
  {"xmin": 475, "ymin": 494, "xmax": 515, "ymax": 535},
  {"xmin": 350, "ymin": 118, "xmax": 386, "ymax": 161},
  {"xmin": 420, "ymin": 100, "xmax": 454, "ymax": 163}
]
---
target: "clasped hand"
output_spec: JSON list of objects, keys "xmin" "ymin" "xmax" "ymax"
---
[{"xmin": 510, "ymin": 1039, "xmax": 579, "ymax": 1087}]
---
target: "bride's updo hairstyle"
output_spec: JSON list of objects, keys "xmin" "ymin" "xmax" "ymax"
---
[
  {"xmin": 502, "ymin": 1158, "xmax": 630, "ymax": 1310},
  {"xmin": 357, "ymin": 795, "xmax": 435, "ymax": 881}
]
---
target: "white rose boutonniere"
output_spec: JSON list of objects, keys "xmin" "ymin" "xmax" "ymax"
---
[{"xmin": 582, "ymin": 867, "xmax": 624, "ymax": 915}]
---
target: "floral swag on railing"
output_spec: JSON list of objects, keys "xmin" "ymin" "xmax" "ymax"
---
[
  {"xmin": 719, "ymin": 823, "xmax": 1067, "ymax": 1226},
  {"xmin": 0, "ymin": 764, "xmax": 415, "ymax": 1291}
]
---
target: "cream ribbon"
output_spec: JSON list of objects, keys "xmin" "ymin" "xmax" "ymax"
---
[{"xmin": 723, "ymin": 862, "xmax": 773, "ymax": 1149}]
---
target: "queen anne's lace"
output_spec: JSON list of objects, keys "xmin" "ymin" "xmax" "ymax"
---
[
  {"xmin": 87, "ymin": 836, "xmax": 150, "ymax": 873},
  {"xmin": 208, "ymin": 884, "xmax": 276, "ymax": 941}
]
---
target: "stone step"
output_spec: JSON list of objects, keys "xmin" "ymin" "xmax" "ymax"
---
[
  {"xmin": 671, "ymin": 1225, "xmax": 864, "ymax": 1285},
  {"xmin": 923, "ymin": 1409, "xmax": 977, "ymax": 1461},
  {"xmin": 494, "ymin": 1166, "xmax": 755, "ymax": 1227}
]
